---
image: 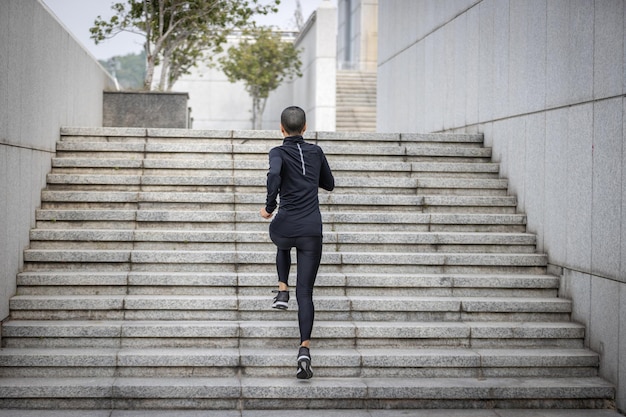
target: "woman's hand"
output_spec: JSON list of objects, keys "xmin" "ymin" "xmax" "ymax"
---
[{"xmin": 260, "ymin": 207, "xmax": 273, "ymax": 219}]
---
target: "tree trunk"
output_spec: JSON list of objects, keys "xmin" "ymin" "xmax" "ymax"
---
[
  {"xmin": 250, "ymin": 95, "xmax": 268, "ymax": 130},
  {"xmin": 259, "ymin": 97, "xmax": 267, "ymax": 127},
  {"xmin": 144, "ymin": 53, "xmax": 155, "ymax": 90},
  {"xmin": 251, "ymin": 95, "xmax": 258, "ymax": 130},
  {"xmin": 158, "ymin": 52, "xmax": 170, "ymax": 91}
]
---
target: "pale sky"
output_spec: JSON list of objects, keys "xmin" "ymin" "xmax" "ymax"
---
[{"xmin": 41, "ymin": 0, "xmax": 333, "ymax": 61}]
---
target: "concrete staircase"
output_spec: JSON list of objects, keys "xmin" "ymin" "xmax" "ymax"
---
[
  {"xmin": 336, "ymin": 71, "xmax": 377, "ymax": 132},
  {"xmin": 0, "ymin": 127, "xmax": 615, "ymax": 410}
]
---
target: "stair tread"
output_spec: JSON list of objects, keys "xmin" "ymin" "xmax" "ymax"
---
[
  {"xmin": 2, "ymin": 319, "xmax": 586, "ymax": 327},
  {"xmin": 35, "ymin": 210, "xmax": 527, "ymax": 223},
  {"xmin": 29, "ymin": 229, "xmax": 537, "ymax": 242},
  {"xmin": 0, "ymin": 376, "xmax": 614, "ymax": 398},
  {"xmin": 3, "ymin": 319, "xmax": 584, "ymax": 337},
  {"xmin": 0, "ymin": 347, "xmax": 599, "ymax": 368}
]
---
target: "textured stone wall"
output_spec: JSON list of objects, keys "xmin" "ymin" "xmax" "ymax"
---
[
  {"xmin": 377, "ymin": 0, "xmax": 626, "ymax": 411},
  {"xmin": 103, "ymin": 92, "xmax": 190, "ymax": 128},
  {"xmin": 0, "ymin": 0, "xmax": 116, "ymax": 320}
]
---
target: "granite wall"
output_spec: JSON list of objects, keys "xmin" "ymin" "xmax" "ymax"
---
[
  {"xmin": 377, "ymin": 0, "xmax": 626, "ymax": 411},
  {"xmin": 0, "ymin": 0, "xmax": 116, "ymax": 320}
]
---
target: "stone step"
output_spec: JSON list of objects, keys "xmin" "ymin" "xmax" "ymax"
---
[
  {"xmin": 59, "ymin": 127, "xmax": 484, "ymax": 144},
  {"xmin": 336, "ymin": 119, "xmax": 376, "ymax": 126},
  {"xmin": 28, "ymin": 230, "xmax": 536, "ymax": 253},
  {"xmin": 0, "ymin": 347, "xmax": 600, "ymax": 378},
  {"xmin": 34, "ymin": 210, "xmax": 527, "ymax": 232},
  {"xmin": 52, "ymin": 158, "xmax": 501, "ymax": 178},
  {"xmin": 336, "ymin": 106, "xmax": 376, "ymax": 114},
  {"xmin": 14, "ymin": 272, "xmax": 558, "ymax": 298},
  {"xmin": 54, "ymin": 143, "xmax": 491, "ymax": 163},
  {"xmin": 336, "ymin": 100, "xmax": 376, "ymax": 107},
  {"xmin": 21, "ymin": 249, "xmax": 548, "ymax": 277},
  {"xmin": 55, "ymin": 132, "xmax": 479, "ymax": 146},
  {"xmin": 337, "ymin": 80, "xmax": 377, "ymax": 87},
  {"xmin": 44, "ymin": 174, "xmax": 509, "ymax": 196},
  {"xmin": 1, "ymin": 320, "xmax": 585, "ymax": 349},
  {"xmin": 39, "ymin": 191, "xmax": 518, "ymax": 214},
  {"xmin": 0, "ymin": 376, "xmax": 614, "ymax": 409},
  {"xmin": 8, "ymin": 294, "xmax": 570, "ymax": 322},
  {"xmin": 336, "ymin": 87, "xmax": 376, "ymax": 93}
]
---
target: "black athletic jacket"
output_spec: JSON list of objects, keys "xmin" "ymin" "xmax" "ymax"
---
[{"xmin": 265, "ymin": 135, "xmax": 335, "ymax": 237}]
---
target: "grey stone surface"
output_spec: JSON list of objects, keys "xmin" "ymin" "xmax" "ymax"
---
[
  {"xmin": 120, "ymin": 321, "xmax": 238, "ymax": 338},
  {"xmin": 615, "ymin": 285, "xmax": 626, "ymax": 410},
  {"xmin": 543, "ymin": 108, "xmax": 568, "ymax": 263},
  {"xmin": 507, "ymin": 1, "xmax": 526, "ymax": 116},
  {"xmin": 16, "ymin": 272, "xmax": 128, "ymax": 289},
  {"xmin": 2, "ymin": 320, "xmax": 122, "ymax": 338},
  {"xmin": 112, "ymin": 377, "xmax": 240, "ymax": 399},
  {"xmin": 24, "ymin": 249, "xmax": 130, "ymax": 263},
  {"xmin": 590, "ymin": 276, "xmax": 621, "ymax": 384},
  {"xmin": 0, "ymin": 377, "xmax": 115, "ymax": 397},
  {"xmin": 505, "ymin": 118, "xmax": 526, "ymax": 208},
  {"xmin": 356, "ymin": 322, "xmax": 468, "ymax": 339},
  {"xmin": 241, "ymin": 376, "xmax": 367, "ymax": 399},
  {"xmin": 559, "ymin": 269, "xmax": 592, "ymax": 346},
  {"xmin": 53, "ymin": 157, "xmax": 143, "ymax": 168},
  {"xmin": 545, "ymin": 1, "xmax": 580, "ymax": 107},
  {"xmin": 147, "ymin": 129, "xmax": 232, "ymax": 139},
  {"xmin": 10, "ymin": 295, "xmax": 124, "ymax": 311},
  {"xmin": 117, "ymin": 348, "xmax": 239, "ymax": 367},
  {"xmin": 103, "ymin": 92, "xmax": 189, "ymax": 129},
  {"xmin": 60, "ymin": 127, "xmax": 147, "ymax": 137},
  {"xmin": 3, "ymin": 2, "xmax": 112, "ymax": 148},
  {"xmin": 0, "ymin": 1, "xmax": 7, "ymax": 142},
  {"xmin": 37, "ymin": 209, "xmax": 137, "ymax": 222},
  {"xmin": 594, "ymin": 0, "xmax": 624, "ymax": 99},
  {"xmin": 566, "ymin": 104, "xmax": 593, "ymax": 272},
  {"xmin": 145, "ymin": 142, "xmax": 232, "ymax": 154},
  {"xmin": 591, "ymin": 98, "xmax": 623, "ymax": 278},
  {"xmin": 0, "ymin": 412, "xmax": 112, "ymax": 417},
  {"xmin": 525, "ymin": 3, "xmax": 547, "ymax": 114},
  {"xmin": 623, "ymin": 99, "xmax": 626, "ymax": 282},
  {"xmin": 56, "ymin": 141, "xmax": 145, "ymax": 152},
  {"xmin": 468, "ymin": 322, "xmax": 584, "ymax": 340},
  {"xmin": 465, "ymin": 4, "xmax": 480, "ymax": 127},
  {"xmin": 377, "ymin": 0, "xmax": 626, "ymax": 410}
]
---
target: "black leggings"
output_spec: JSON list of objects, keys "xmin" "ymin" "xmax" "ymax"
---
[{"xmin": 270, "ymin": 234, "xmax": 323, "ymax": 343}]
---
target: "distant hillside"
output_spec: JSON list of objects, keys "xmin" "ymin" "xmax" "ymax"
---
[{"xmin": 99, "ymin": 51, "xmax": 146, "ymax": 90}]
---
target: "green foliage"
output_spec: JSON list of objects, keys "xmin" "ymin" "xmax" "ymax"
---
[
  {"xmin": 90, "ymin": 0, "xmax": 279, "ymax": 91},
  {"xmin": 99, "ymin": 51, "xmax": 147, "ymax": 90},
  {"xmin": 219, "ymin": 27, "xmax": 302, "ymax": 129}
]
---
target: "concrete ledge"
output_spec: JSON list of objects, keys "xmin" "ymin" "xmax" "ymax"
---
[{"xmin": 103, "ymin": 92, "xmax": 190, "ymax": 129}]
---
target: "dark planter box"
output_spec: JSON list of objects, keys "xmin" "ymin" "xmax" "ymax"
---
[{"xmin": 103, "ymin": 91, "xmax": 190, "ymax": 128}]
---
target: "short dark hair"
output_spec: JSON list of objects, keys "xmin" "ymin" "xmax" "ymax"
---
[{"xmin": 281, "ymin": 106, "xmax": 306, "ymax": 135}]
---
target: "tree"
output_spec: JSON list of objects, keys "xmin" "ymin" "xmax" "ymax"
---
[
  {"xmin": 90, "ymin": 0, "xmax": 279, "ymax": 91},
  {"xmin": 219, "ymin": 27, "xmax": 302, "ymax": 129}
]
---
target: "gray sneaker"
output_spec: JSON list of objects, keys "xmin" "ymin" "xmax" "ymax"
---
[
  {"xmin": 272, "ymin": 290, "xmax": 289, "ymax": 310},
  {"xmin": 296, "ymin": 346, "xmax": 313, "ymax": 379}
]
